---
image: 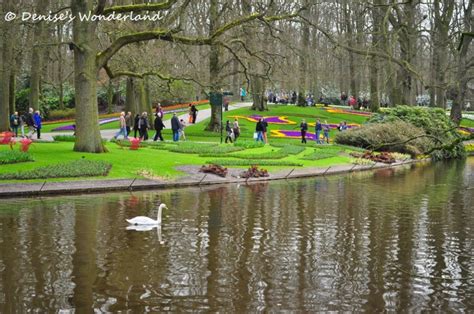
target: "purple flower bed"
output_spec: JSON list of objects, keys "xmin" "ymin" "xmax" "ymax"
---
[
  {"xmin": 275, "ymin": 130, "xmax": 318, "ymax": 140},
  {"xmin": 459, "ymin": 127, "xmax": 474, "ymax": 134},
  {"xmin": 52, "ymin": 117, "xmax": 119, "ymax": 132},
  {"xmin": 249, "ymin": 115, "xmax": 294, "ymax": 124}
]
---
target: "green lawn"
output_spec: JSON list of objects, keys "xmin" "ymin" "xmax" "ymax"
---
[
  {"xmin": 0, "ymin": 141, "xmax": 354, "ymax": 183},
  {"xmin": 461, "ymin": 118, "xmax": 474, "ymax": 128},
  {"xmin": 181, "ymin": 105, "xmax": 369, "ymax": 143},
  {"xmin": 41, "ymin": 104, "xmax": 212, "ymax": 133},
  {"xmin": 0, "ymin": 105, "xmax": 371, "ymax": 183}
]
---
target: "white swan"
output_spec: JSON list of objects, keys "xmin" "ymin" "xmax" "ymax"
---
[{"xmin": 126, "ymin": 203, "xmax": 168, "ymax": 225}]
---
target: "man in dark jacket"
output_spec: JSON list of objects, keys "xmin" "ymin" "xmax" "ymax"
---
[
  {"xmin": 138, "ymin": 112, "xmax": 149, "ymax": 141},
  {"xmin": 190, "ymin": 105, "xmax": 198, "ymax": 123},
  {"xmin": 300, "ymin": 119, "xmax": 308, "ymax": 144},
  {"xmin": 171, "ymin": 113, "xmax": 180, "ymax": 142},
  {"xmin": 25, "ymin": 108, "xmax": 36, "ymax": 139},
  {"xmin": 153, "ymin": 115, "xmax": 165, "ymax": 141}
]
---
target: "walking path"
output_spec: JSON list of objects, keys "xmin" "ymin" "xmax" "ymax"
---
[{"xmin": 39, "ymin": 102, "xmax": 252, "ymax": 141}]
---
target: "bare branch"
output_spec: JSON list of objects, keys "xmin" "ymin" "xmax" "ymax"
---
[{"xmin": 102, "ymin": 0, "xmax": 177, "ymax": 15}]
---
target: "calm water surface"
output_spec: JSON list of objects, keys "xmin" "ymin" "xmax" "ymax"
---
[{"xmin": 0, "ymin": 159, "xmax": 473, "ymax": 312}]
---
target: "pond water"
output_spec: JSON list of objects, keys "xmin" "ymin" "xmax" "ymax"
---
[{"xmin": 0, "ymin": 159, "xmax": 473, "ymax": 312}]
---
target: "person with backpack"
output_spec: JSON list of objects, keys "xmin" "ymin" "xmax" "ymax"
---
[{"xmin": 9, "ymin": 112, "xmax": 19, "ymax": 137}]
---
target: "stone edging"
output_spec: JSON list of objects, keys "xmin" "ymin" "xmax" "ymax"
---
[{"xmin": 0, "ymin": 159, "xmax": 429, "ymax": 198}]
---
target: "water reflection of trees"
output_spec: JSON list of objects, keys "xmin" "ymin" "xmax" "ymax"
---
[{"xmin": 0, "ymin": 159, "xmax": 472, "ymax": 311}]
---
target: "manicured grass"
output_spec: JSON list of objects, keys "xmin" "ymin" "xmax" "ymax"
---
[
  {"xmin": 0, "ymin": 105, "xmax": 370, "ymax": 182},
  {"xmin": 182, "ymin": 104, "xmax": 369, "ymax": 144},
  {"xmin": 0, "ymin": 150, "xmax": 34, "ymax": 164},
  {"xmin": 0, "ymin": 140, "xmax": 356, "ymax": 182},
  {"xmin": 461, "ymin": 118, "xmax": 474, "ymax": 128}
]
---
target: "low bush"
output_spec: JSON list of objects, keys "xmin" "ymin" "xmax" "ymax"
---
[
  {"xmin": 335, "ymin": 121, "xmax": 432, "ymax": 157},
  {"xmin": 0, "ymin": 159, "xmax": 111, "ymax": 180},
  {"xmin": 206, "ymin": 159, "xmax": 303, "ymax": 167},
  {"xmin": 0, "ymin": 151, "xmax": 34, "ymax": 164},
  {"xmin": 368, "ymin": 106, "xmax": 465, "ymax": 160},
  {"xmin": 351, "ymin": 158, "xmax": 376, "ymax": 165}
]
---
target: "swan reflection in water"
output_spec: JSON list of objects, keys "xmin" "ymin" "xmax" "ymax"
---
[{"xmin": 126, "ymin": 224, "xmax": 164, "ymax": 244}]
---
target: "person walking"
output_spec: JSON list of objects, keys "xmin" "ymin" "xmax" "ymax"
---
[
  {"xmin": 315, "ymin": 118, "xmax": 322, "ymax": 144},
  {"xmin": 155, "ymin": 103, "xmax": 164, "ymax": 119},
  {"xmin": 190, "ymin": 105, "xmax": 198, "ymax": 124},
  {"xmin": 9, "ymin": 111, "xmax": 19, "ymax": 137},
  {"xmin": 138, "ymin": 112, "xmax": 150, "ymax": 140},
  {"xmin": 300, "ymin": 119, "xmax": 308, "ymax": 144},
  {"xmin": 153, "ymin": 115, "xmax": 165, "ymax": 141},
  {"xmin": 255, "ymin": 118, "xmax": 265, "ymax": 143},
  {"xmin": 240, "ymin": 87, "xmax": 246, "ymax": 101},
  {"xmin": 225, "ymin": 120, "xmax": 233, "ymax": 143},
  {"xmin": 113, "ymin": 111, "xmax": 128, "ymax": 140},
  {"xmin": 19, "ymin": 113, "xmax": 25, "ymax": 138},
  {"xmin": 133, "ymin": 113, "xmax": 140, "ymax": 138},
  {"xmin": 179, "ymin": 119, "xmax": 186, "ymax": 141},
  {"xmin": 323, "ymin": 120, "xmax": 330, "ymax": 144},
  {"xmin": 25, "ymin": 108, "xmax": 36, "ymax": 139},
  {"xmin": 125, "ymin": 112, "xmax": 132, "ymax": 137},
  {"xmin": 171, "ymin": 113, "xmax": 180, "ymax": 142},
  {"xmin": 262, "ymin": 118, "xmax": 268, "ymax": 144},
  {"xmin": 232, "ymin": 118, "xmax": 240, "ymax": 142},
  {"xmin": 33, "ymin": 110, "xmax": 42, "ymax": 139}
]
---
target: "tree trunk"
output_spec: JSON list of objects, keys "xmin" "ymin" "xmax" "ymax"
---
[
  {"xmin": 343, "ymin": 0, "xmax": 358, "ymax": 107},
  {"xmin": 369, "ymin": 0, "xmax": 382, "ymax": 112},
  {"xmin": 432, "ymin": 0, "xmax": 454, "ymax": 109},
  {"xmin": 297, "ymin": 0, "xmax": 310, "ymax": 107},
  {"xmin": 125, "ymin": 77, "xmax": 136, "ymax": 114},
  {"xmin": 205, "ymin": 0, "xmax": 222, "ymax": 132},
  {"xmin": 57, "ymin": 24, "xmax": 65, "ymax": 110},
  {"xmin": 29, "ymin": 0, "xmax": 49, "ymax": 111},
  {"xmin": 250, "ymin": 76, "xmax": 268, "ymax": 111},
  {"xmin": 9, "ymin": 72, "xmax": 16, "ymax": 114},
  {"xmin": 0, "ymin": 0, "xmax": 14, "ymax": 131},
  {"xmin": 450, "ymin": 1, "xmax": 473, "ymax": 125},
  {"xmin": 71, "ymin": 0, "xmax": 106, "ymax": 153},
  {"xmin": 107, "ymin": 81, "xmax": 114, "ymax": 114}
]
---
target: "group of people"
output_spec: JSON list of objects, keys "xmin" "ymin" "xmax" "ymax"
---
[
  {"xmin": 114, "ymin": 103, "xmax": 199, "ymax": 142},
  {"xmin": 340, "ymin": 92, "xmax": 370, "ymax": 109},
  {"xmin": 300, "ymin": 118, "xmax": 349, "ymax": 144},
  {"xmin": 9, "ymin": 108, "xmax": 42, "ymax": 139},
  {"xmin": 224, "ymin": 118, "xmax": 241, "ymax": 143},
  {"xmin": 255, "ymin": 118, "xmax": 269, "ymax": 143}
]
